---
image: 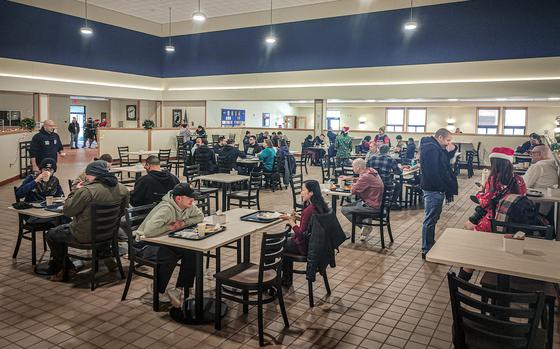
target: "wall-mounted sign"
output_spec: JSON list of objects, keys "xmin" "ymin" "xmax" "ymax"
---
[{"xmin": 221, "ymin": 109, "xmax": 245, "ymax": 127}]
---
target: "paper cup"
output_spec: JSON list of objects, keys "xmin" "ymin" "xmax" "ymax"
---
[
  {"xmin": 46, "ymin": 196, "xmax": 54, "ymax": 206},
  {"xmin": 197, "ymin": 223, "xmax": 207, "ymax": 237}
]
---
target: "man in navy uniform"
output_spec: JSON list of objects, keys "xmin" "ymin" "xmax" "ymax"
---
[{"xmin": 30, "ymin": 119, "xmax": 65, "ymax": 172}]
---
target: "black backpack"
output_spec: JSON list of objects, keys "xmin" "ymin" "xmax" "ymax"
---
[{"xmin": 494, "ymin": 194, "xmax": 542, "ymax": 231}]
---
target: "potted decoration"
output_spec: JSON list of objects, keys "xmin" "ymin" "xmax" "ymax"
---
[
  {"xmin": 142, "ymin": 119, "xmax": 155, "ymax": 130},
  {"xmin": 21, "ymin": 118, "xmax": 36, "ymax": 131}
]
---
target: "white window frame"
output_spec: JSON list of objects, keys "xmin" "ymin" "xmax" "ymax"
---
[
  {"xmin": 385, "ymin": 108, "xmax": 405, "ymax": 132},
  {"xmin": 477, "ymin": 107, "xmax": 500, "ymax": 135},
  {"xmin": 406, "ymin": 108, "xmax": 427, "ymax": 133}
]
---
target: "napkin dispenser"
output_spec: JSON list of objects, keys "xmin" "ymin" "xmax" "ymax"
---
[
  {"xmin": 212, "ymin": 211, "xmax": 227, "ymax": 225},
  {"xmin": 503, "ymin": 231, "xmax": 525, "ymax": 254}
]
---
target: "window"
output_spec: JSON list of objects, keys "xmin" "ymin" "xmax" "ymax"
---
[
  {"xmin": 477, "ymin": 108, "xmax": 499, "ymax": 134},
  {"xmin": 407, "ymin": 108, "xmax": 426, "ymax": 132},
  {"xmin": 386, "ymin": 108, "xmax": 404, "ymax": 132},
  {"xmin": 503, "ymin": 108, "xmax": 527, "ymax": 135},
  {"xmin": 326, "ymin": 110, "xmax": 341, "ymax": 130}
]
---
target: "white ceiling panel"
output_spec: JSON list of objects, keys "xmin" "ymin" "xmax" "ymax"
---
[{"xmin": 76, "ymin": 0, "xmax": 338, "ymax": 24}]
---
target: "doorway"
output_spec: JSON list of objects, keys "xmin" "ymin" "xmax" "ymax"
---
[{"xmin": 69, "ymin": 105, "xmax": 86, "ymax": 143}]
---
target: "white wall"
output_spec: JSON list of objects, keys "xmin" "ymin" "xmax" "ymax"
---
[
  {"xmin": 110, "ymin": 99, "xmax": 139, "ymax": 128},
  {"xmin": 0, "ymin": 91, "xmax": 34, "ymax": 119},
  {"xmin": 0, "ymin": 132, "xmax": 33, "ymax": 182},
  {"xmin": 98, "ymin": 128, "xmax": 150, "ymax": 160},
  {"xmin": 49, "ymin": 96, "xmax": 110, "ymax": 144},
  {"xmin": 162, "ymin": 101, "xmax": 205, "ymax": 129}
]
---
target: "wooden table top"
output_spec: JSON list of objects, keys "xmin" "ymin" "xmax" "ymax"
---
[
  {"xmin": 426, "ymin": 228, "xmax": 560, "ymax": 283},
  {"xmin": 195, "ymin": 173, "xmax": 250, "ymax": 184},
  {"xmin": 111, "ymin": 165, "xmax": 146, "ymax": 173},
  {"xmin": 237, "ymin": 157, "xmax": 260, "ymax": 164},
  {"xmin": 128, "ymin": 150, "xmax": 159, "ymax": 156},
  {"xmin": 526, "ymin": 188, "xmax": 560, "ymax": 203},
  {"xmin": 9, "ymin": 206, "xmax": 64, "ymax": 219},
  {"xmin": 142, "ymin": 208, "xmax": 283, "ymax": 253}
]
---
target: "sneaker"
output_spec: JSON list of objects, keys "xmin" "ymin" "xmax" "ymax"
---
[
  {"xmin": 166, "ymin": 287, "xmax": 183, "ymax": 308},
  {"xmin": 143, "ymin": 283, "xmax": 170, "ymax": 304},
  {"xmin": 359, "ymin": 226, "xmax": 372, "ymax": 241}
]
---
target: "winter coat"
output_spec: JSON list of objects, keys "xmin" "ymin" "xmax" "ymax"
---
[
  {"xmin": 130, "ymin": 170, "xmax": 180, "ymax": 207},
  {"xmin": 419, "ymin": 136, "xmax": 458, "ymax": 196}
]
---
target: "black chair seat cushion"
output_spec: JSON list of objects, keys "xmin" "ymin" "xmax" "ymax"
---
[
  {"xmin": 284, "ymin": 252, "xmax": 307, "ymax": 262},
  {"xmin": 198, "ymin": 187, "xmax": 219, "ymax": 194},
  {"xmin": 215, "ymin": 262, "xmax": 277, "ymax": 287}
]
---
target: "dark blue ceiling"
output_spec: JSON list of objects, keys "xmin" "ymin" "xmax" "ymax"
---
[{"xmin": 0, "ymin": 0, "xmax": 559, "ymax": 78}]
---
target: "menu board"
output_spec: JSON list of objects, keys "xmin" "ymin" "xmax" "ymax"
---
[{"xmin": 221, "ymin": 109, "xmax": 245, "ymax": 127}]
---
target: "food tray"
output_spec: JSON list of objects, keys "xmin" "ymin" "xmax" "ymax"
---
[
  {"xmin": 240, "ymin": 210, "xmax": 281, "ymax": 223},
  {"xmin": 45, "ymin": 205, "xmax": 64, "ymax": 213},
  {"xmin": 526, "ymin": 189, "xmax": 544, "ymax": 197},
  {"xmin": 31, "ymin": 201, "xmax": 64, "ymax": 209},
  {"xmin": 330, "ymin": 185, "xmax": 351, "ymax": 193},
  {"xmin": 168, "ymin": 224, "xmax": 226, "ymax": 241}
]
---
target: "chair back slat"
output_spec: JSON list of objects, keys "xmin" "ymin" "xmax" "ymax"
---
[
  {"xmin": 158, "ymin": 149, "xmax": 171, "ymax": 164},
  {"xmin": 289, "ymin": 174, "xmax": 304, "ymax": 211},
  {"xmin": 117, "ymin": 146, "xmax": 130, "ymax": 166},
  {"xmin": 490, "ymin": 219, "xmax": 555, "ymax": 240},
  {"xmin": 90, "ymin": 202, "xmax": 124, "ymax": 243},
  {"xmin": 247, "ymin": 171, "xmax": 263, "ymax": 197},
  {"xmin": 258, "ymin": 228, "xmax": 289, "ymax": 283},
  {"xmin": 184, "ymin": 164, "xmax": 200, "ymax": 182},
  {"xmin": 447, "ymin": 272, "xmax": 545, "ymax": 349}
]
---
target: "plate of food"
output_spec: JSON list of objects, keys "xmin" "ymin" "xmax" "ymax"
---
[
  {"xmin": 526, "ymin": 189, "xmax": 544, "ymax": 197},
  {"xmin": 168, "ymin": 224, "xmax": 226, "ymax": 240},
  {"xmin": 256, "ymin": 211, "xmax": 281, "ymax": 220},
  {"xmin": 240, "ymin": 210, "xmax": 282, "ymax": 223}
]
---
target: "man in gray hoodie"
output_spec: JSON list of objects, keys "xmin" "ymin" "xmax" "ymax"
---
[{"xmin": 133, "ymin": 183, "xmax": 204, "ymax": 306}]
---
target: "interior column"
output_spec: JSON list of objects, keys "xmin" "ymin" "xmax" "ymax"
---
[{"xmin": 313, "ymin": 99, "xmax": 326, "ymax": 137}]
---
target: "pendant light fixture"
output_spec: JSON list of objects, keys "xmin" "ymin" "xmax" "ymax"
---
[
  {"xmin": 80, "ymin": 0, "xmax": 93, "ymax": 35},
  {"xmin": 192, "ymin": 0, "xmax": 207, "ymax": 22},
  {"xmin": 165, "ymin": 7, "xmax": 175, "ymax": 53},
  {"xmin": 264, "ymin": 0, "xmax": 276, "ymax": 45},
  {"xmin": 404, "ymin": 0, "xmax": 418, "ymax": 31}
]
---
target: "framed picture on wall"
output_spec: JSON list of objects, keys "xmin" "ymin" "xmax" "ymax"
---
[
  {"xmin": 126, "ymin": 105, "xmax": 137, "ymax": 121},
  {"xmin": 172, "ymin": 109, "xmax": 182, "ymax": 127}
]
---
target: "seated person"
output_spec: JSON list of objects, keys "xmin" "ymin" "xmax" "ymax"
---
[
  {"xmin": 367, "ymin": 145, "xmax": 402, "ymax": 185},
  {"xmin": 73, "ymin": 153, "xmax": 112, "ymax": 189},
  {"xmin": 364, "ymin": 141, "xmax": 378, "ymax": 163},
  {"xmin": 258, "ymin": 139, "xmax": 276, "ymax": 172},
  {"xmin": 341, "ymin": 159, "xmax": 384, "ymax": 241},
  {"xmin": 279, "ymin": 179, "xmax": 329, "ymax": 286},
  {"xmin": 276, "ymin": 139, "xmax": 290, "ymax": 158},
  {"xmin": 405, "ymin": 138, "xmax": 416, "ymax": 161},
  {"xmin": 245, "ymin": 136, "xmax": 262, "ymax": 156},
  {"xmin": 195, "ymin": 125, "xmax": 207, "ymax": 138},
  {"xmin": 302, "ymin": 135, "xmax": 318, "ymax": 163},
  {"xmin": 516, "ymin": 133, "xmax": 542, "ymax": 154},
  {"xmin": 360, "ymin": 136, "xmax": 372, "ymax": 153},
  {"xmin": 45, "ymin": 160, "xmax": 129, "ymax": 279},
  {"xmin": 313, "ymin": 134, "xmax": 326, "ymax": 146},
  {"xmin": 460, "ymin": 147, "xmax": 526, "ymax": 282},
  {"xmin": 131, "ymin": 156, "xmax": 180, "ymax": 207},
  {"xmin": 193, "ymin": 138, "xmax": 217, "ymax": 174},
  {"xmin": 218, "ymin": 139, "xmax": 246, "ymax": 172},
  {"xmin": 271, "ymin": 132, "xmax": 279, "ymax": 147},
  {"xmin": 133, "ymin": 184, "xmax": 204, "ymax": 307},
  {"xmin": 16, "ymin": 157, "xmax": 63, "ymax": 202},
  {"xmin": 191, "ymin": 137, "xmax": 203, "ymax": 155},
  {"xmin": 214, "ymin": 136, "xmax": 227, "ymax": 155},
  {"xmin": 394, "ymin": 135, "xmax": 405, "ymax": 151},
  {"xmin": 523, "ymin": 145, "xmax": 558, "ymax": 215}
]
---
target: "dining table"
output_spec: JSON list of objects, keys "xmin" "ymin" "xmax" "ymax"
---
[
  {"xmin": 142, "ymin": 208, "xmax": 282, "ymax": 325},
  {"xmin": 193, "ymin": 173, "xmax": 250, "ymax": 211},
  {"xmin": 527, "ymin": 187, "xmax": 560, "ymax": 240}
]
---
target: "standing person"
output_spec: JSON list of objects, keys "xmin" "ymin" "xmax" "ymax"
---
[
  {"xmin": 30, "ymin": 119, "xmax": 65, "ymax": 172},
  {"xmin": 341, "ymin": 159, "xmax": 384, "ymax": 241},
  {"xmin": 130, "ymin": 156, "xmax": 180, "ymax": 207},
  {"xmin": 335, "ymin": 127, "xmax": 352, "ymax": 166},
  {"xmin": 82, "ymin": 117, "xmax": 94, "ymax": 148},
  {"xmin": 68, "ymin": 117, "xmax": 80, "ymax": 149},
  {"xmin": 242, "ymin": 131, "xmax": 251, "ymax": 151},
  {"xmin": 419, "ymin": 128, "xmax": 458, "ymax": 259},
  {"xmin": 44, "ymin": 160, "xmax": 129, "ymax": 279},
  {"xmin": 258, "ymin": 139, "xmax": 276, "ymax": 172},
  {"xmin": 91, "ymin": 119, "xmax": 99, "ymax": 146},
  {"xmin": 374, "ymin": 127, "xmax": 391, "ymax": 148},
  {"xmin": 327, "ymin": 128, "xmax": 337, "ymax": 144}
]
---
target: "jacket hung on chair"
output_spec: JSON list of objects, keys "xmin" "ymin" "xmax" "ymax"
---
[
  {"xmin": 130, "ymin": 170, "xmax": 179, "ymax": 207},
  {"xmin": 63, "ymin": 180, "xmax": 130, "ymax": 243},
  {"xmin": 305, "ymin": 210, "xmax": 346, "ymax": 281}
]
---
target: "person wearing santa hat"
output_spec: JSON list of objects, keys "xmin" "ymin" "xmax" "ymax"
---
[
  {"xmin": 335, "ymin": 126, "xmax": 353, "ymax": 166},
  {"xmin": 459, "ymin": 146, "xmax": 527, "ymax": 281}
]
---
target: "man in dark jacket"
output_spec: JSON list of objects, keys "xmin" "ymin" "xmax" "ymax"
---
[
  {"xmin": 30, "ymin": 120, "xmax": 64, "ymax": 172},
  {"xmin": 68, "ymin": 117, "xmax": 80, "ymax": 149},
  {"xmin": 193, "ymin": 141, "xmax": 217, "ymax": 174},
  {"xmin": 130, "ymin": 156, "xmax": 179, "ymax": 206},
  {"xmin": 44, "ymin": 160, "xmax": 129, "ymax": 279},
  {"xmin": 419, "ymin": 128, "xmax": 458, "ymax": 258},
  {"xmin": 217, "ymin": 139, "xmax": 246, "ymax": 172},
  {"xmin": 245, "ymin": 136, "xmax": 262, "ymax": 156}
]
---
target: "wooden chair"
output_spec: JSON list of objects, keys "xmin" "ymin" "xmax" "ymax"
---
[
  {"xmin": 214, "ymin": 228, "xmax": 290, "ymax": 346},
  {"xmin": 227, "ymin": 171, "xmax": 262, "ymax": 210},
  {"xmin": 472, "ymin": 141, "xmax": 482, "ymax": 169},
  {"xmin": 12, "ymin": 187, "xmax": 51, "ymax": 265},
  {"xmin": 479, "ymin": 220, "xmax": 556, "ymax": 349},
  {"xmin": 184, "ymin": 164, "xmax": 219, "ymax": 212},
  {"xmin": 169, "ymin": 146, "xmax": 186, "ymax": 177},
  {"xmin": 158, "ymin": 149, "xmax": 171, "ymax": 165},
  {"xmin": 350, "ymin": 182, "xmax": 395, "ymax": 247},
  {"xmin": 63, "ymin": 202, "xmax": 125, "ymax": 291},
  {"xmin": 447, "ymin": 271, "xmax": 547, "ymax": 349},
  {"xmin": 289, "ymin": 173, "xmax": 305, "ymax": 213},
  {"xmin": 295, "ymin": 150, "xmax": 310, "ymax": 175},
  {"xmin": 117, "ymin": 146, "xmax": 138, "ymax": 166},
  {"xmin": 120, "ymin": 203, "xmax": 161, "ymax": 310}
]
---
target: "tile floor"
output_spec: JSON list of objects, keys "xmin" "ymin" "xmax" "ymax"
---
[{"xmin": 0, "ymin": 148, "xmax": 558, "ymax": 348}]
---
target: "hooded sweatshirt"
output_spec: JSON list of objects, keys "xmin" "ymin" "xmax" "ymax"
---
[
  {"xmin": 134, "ymin": 192, "xmax": 204, "ymax": 239},
  {"xmin": 130, "ymin": 170, "xmax": 180, "ymax": 207},
  {"xmin": 218, "ymin": 145, "xmax": 246, "ymax": 170},
  {"xmin": 419, "ymin": 136, "xmax": 458, "ymax": 195}
]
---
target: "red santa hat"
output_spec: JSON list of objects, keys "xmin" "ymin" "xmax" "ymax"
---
[
  {"xmin": 343, "ymin": 126, "xmax": 350, "ymax": 133},
  {"xmin": 489, "ymin": 147, "xmax": 514, "ymax": 163}
]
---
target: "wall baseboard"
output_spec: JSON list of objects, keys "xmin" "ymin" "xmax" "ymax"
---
[{"xmin": 0, "ymin": 174, "xmax": 22, "ymax": 186}]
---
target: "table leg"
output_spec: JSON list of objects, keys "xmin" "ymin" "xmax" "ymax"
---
[
  {"xmin": 169, "ymin": 250, "xmax": 227, "ymax": 324},
  {"xmin": 555, "ymin": 202, "xmax": 559, "ymax": 241},
  {"xmin": 398, "ymin": 175, "xmax": 404, "ymax": 207},
  {"xmin": 222, "ymin": 183, "xmax": 229, "ymax": 211},
  {"xmin": 331, "ymin": 195, "xmax": 337, "ymax": 211},
  {"xmin": 243, "ymin": 235, "xmax": 251, "ymax": 313}
]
